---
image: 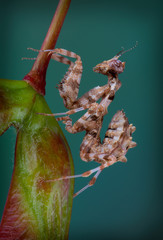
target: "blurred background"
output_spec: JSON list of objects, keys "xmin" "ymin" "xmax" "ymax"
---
[{"xmin": 0, "ymin": 0, "xmax": 162, "ymax": 239}]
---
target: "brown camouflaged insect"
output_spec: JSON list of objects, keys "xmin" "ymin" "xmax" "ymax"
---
[{"xmin": 28, "ymin": 45, "xmax": 137, "ymax": 197}]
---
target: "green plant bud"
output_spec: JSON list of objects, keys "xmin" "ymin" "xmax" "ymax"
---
[{"xmin": 0, "ymin": 79, "xmax": 74, "ymax": 239}]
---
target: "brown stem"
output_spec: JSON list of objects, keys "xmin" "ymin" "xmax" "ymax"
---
[{"xmin": 23, "ymin": 0, "xmax": 71, "ymax": 95}]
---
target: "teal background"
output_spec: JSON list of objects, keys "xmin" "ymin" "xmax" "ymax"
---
[{"xmin": 0, "ymin": 0, "xmax": 163, "ymax": 239}]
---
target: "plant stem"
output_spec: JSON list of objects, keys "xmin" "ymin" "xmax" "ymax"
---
[{"xmin": 23, "ymin": 0, "xmax": 71, "ymax": 95}]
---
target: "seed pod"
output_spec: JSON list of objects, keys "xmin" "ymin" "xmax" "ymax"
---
[{"xmin": 0, "ymin": 79, "xmax": 74, "ymax": 239}]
